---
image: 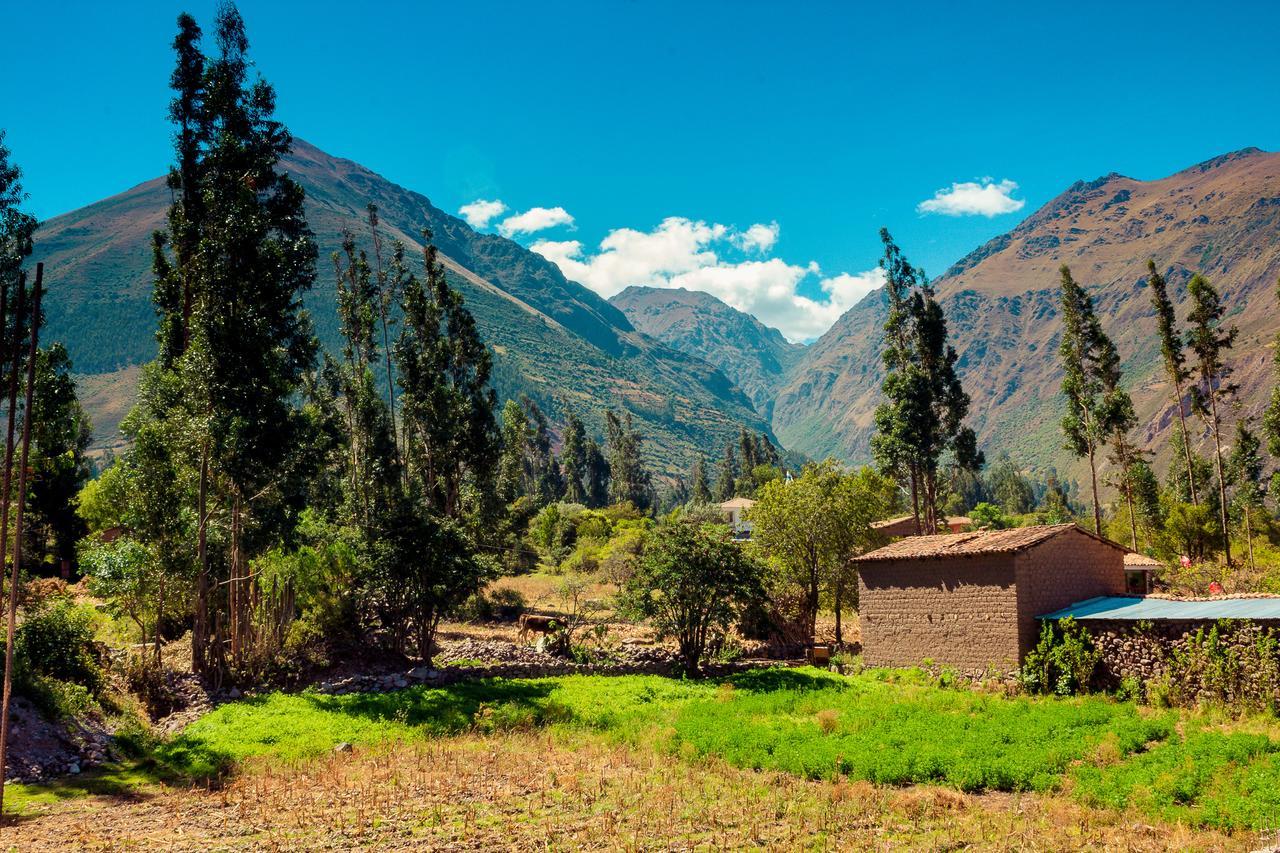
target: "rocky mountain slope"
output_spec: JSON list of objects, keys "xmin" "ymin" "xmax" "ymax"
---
[
  {"xmin": 34, "ymin": 140, "xmax": 768, "ymax": 476},
  {"xmin": 773, "ymin": 147, "xmax": 1280, "ymax": 480},
  {"xmin": 609, "ymin": 285, "xmax": 804, "ymax": 420}
]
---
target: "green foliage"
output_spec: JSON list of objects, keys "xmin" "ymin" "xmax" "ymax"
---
[
  {"xmin": 968, "ymin": 502, "xmax": 1012, "ymax": 530},
  {"xmin": 749, "ymin": 461, "xmax": 896, "ymax": 641},
  {"xmin": 1161, "ymin": 621, "xmax": 1280, "ymax": 713},
  {"xmin": 28, "ymin": 343, "xmax": 93, "ymax": 566},
  {"xmin": 620, "ymin": 521, "xmax": 765, "ymax": 676},
  {"xmin": 1020, "ymin": 617, "xmax": 1101, "ymax": 696},
  {"xmin": 453, "ymin": 587, "xmax": 526, "ymax": 623},
  {"xmin": 871, "ymin": 229, "xmax": 983, "ymax": 532}
]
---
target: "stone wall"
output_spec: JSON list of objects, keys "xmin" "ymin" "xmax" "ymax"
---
[
  {"xmin": 1014, "ymin": 530, "xmax": 1126, "ymax": 657},
  {"xmin": 858, "ymin": 554, "xmax": 1021, "ymax": 670},
  {"xmin": 1083, "ymin": 619, "xmax": 1280, "ymax": 688}
]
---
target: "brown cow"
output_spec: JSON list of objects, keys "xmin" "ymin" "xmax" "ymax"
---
[{"xmin": 517, "ymin": 613, "xmax": 562, "ymax": 645}]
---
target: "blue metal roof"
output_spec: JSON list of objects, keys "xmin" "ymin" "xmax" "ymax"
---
[{"xmin": 1040, "ymin": 596, "xmax": 1280, "ymax": 621}]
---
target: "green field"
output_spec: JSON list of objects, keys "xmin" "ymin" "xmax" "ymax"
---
[{"xmin": 12, "ymin": 668, "xmax": 1280, "ymax": 834}]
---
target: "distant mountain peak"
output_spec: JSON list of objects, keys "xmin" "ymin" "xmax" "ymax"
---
[
  {"xmin": 774, "ymin": 146, "xmax": 1280, "ymax": 477},
  {"xmin": 610, "ymin": 285, "xmax": 802, "ymax": 421}
]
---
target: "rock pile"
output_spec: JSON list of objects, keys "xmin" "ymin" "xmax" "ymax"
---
[{"xmin": 313, "ymin": 638, "xmax": 781, "ymax": 695}]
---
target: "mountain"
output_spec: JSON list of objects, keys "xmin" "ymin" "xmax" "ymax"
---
[
  {"xmin": 609, "ymin": 285, "xmax": 805, "ymax": 420},
  {"xmin": 34, "ymin": 140, "xmax": 769, "ymax": 478},
  {"xmin": 773, "ymin": 148, "xmax": 1280, "ymax": 481}
]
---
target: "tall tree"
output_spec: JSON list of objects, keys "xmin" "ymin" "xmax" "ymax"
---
[
  {"xmin": 1185, "ymin": 273, "xmax": 1237, "ymax": 568},
  {"xmin": 1057, "ymin": 265, "xmax": 1107, "ymax": 534},
  {"xmin": 872, "ymin": 230, "xmax": 982, "ymax": 534},
  {"xmin": 1228, "ymin": 420, "xmax": 1264, "ymax": 571},
  {"xmin": 26, "ymin": 344, "xmax": 93, "ymax": 571},
  {"xmin": 1092, "ymin": 312, "xmax": 1142, "ymax": 549},
  {"xmin": 714, "ymin": 441, "xmax": 738, "ymax": 502},
  {"xmin": 560, "ymin": 411, "xmax": 588, "ymax": 505},
  {"xmin": 1148, "ymin": 261, "xmax": 1199, "ymax": 505},
  {"xmin": 134, "ymin": 5, "xmax": 323, "ymax": 673},
  {"xmin": 0, "ymin": 132, "xmax": 37, "ymax": 304},
  {"xmin": 690, "ymin": 457, "xmax": 712, "ymax": 504},
  {"xmin": 603, "ymin": 410, "xmax": 651, "ymax": 510},
  {"xmin": 396, "ymin": 233, "xmax": 500, "ymax": 524},
  {"xmin": 583, "ymin": 437, "xmax": 610, "ymax": 509}
]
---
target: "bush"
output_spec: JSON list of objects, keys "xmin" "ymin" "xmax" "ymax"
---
[
  {"xmin": 452, "ymin": 588, "xmax": 527, "ymax": 623},
  {"xmin": 13, "ymin": 598, "xmax": 102, "ymax": 693},
  {"xmin": 1163, "ymin": 620, "xmax": 1280, "ymax": 713},
  {"xmin": 619, "ymin": 521, "xmax": 765, "ymax": 677},
  {"xmin": 1020, "ymin": 617, "xmax": 1100, "ymax": 695}
]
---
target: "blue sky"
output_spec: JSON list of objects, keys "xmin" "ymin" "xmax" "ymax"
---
[{"xmin": 4, "ymin": 1, "xmax": 1278, "ymax": 339}]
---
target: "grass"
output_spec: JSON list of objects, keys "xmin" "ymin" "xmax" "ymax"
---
[
  {"xmin": 13, "ymin": 667, "xmax": 1280, "ymax": 842},
  {"xmin": 1, "ymin": 731, "xmax": 1240, "ymax": 851}
]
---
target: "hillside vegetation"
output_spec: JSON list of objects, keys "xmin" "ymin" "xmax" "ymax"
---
[{"xmin": 35, "ymin": 140, "xmax": 769, "ymax": 476}]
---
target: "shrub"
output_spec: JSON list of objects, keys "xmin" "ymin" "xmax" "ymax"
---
[
  {"xmin": 13, "ymin": 598, "xmax": 101, "ymax": 693},
  {"xmin": 1020, "ymin": 617, "xmax": 1100, "ymax": 695},
  {"xmin": 619, "ymin": 521, "xmax": 765, "ymax": 677},
  {"xmin": 1163, "ymin": 620, "xmax": 1280, "ymax": 713},
  {"xmin": 453, "ymin": 588, "xmax": 527, "ymax": 623}
]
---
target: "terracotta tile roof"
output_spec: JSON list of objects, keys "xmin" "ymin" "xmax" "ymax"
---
[
  {"xmin": 1123, "ymin": 552, "xmax": 1161, "ymax": 568},
  {"xmin": 719, "ymin": 497, "xmax": 757, "ymax": 510},
  {"xmin": 853, "ymin": 523, "xmax": 1116, "ymax": 562},
  {"xmin": 871, "ymin": 514, "xmax": 915, "ymax": 529}
]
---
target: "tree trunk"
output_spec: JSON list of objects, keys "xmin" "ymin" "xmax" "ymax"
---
[
  {"xmin": 1173, "ymin": 381, "xmax": 1199, "ymax": 506},
  {"xmin": 1244, "ymin": 506, "xmax": 1256, "ymax": 571},
  {"xmin": 155, "ymin": 576, "xmax": 166, "ymax": 666},
  {"xmin": 194, "ymin": 448, "xmax": 209, "ymax": 674},
  {"xmin": 833, "ymin": 577, "xmax": 843, "ymax": 648},
  {"xmin": 1124, "ymin": 478, "xmax": 1138, "ymax": 551},
  {"xmin": 1206, "ymin": 387, "xmax": 1232, "ymax": 569},
  {"xmin": 909, "ymin": 465, "xmax": 921, "ymax": 536},
  {"xmin": 1086, "ymin": 443, "xmax": 1102, "ymax": 535}
]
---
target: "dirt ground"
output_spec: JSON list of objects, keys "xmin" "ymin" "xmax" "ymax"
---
[{"xmin": 0, "ymin": 732, "xmax": 1247, "ymax": 852}]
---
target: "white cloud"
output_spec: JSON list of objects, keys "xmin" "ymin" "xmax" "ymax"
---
[
  {"xmin": 917, "ymin": 178, "xmax": 1025, "ymax": 217},
  {"xmin": 458, "ymin": 198, "xmax": 508, "ymax": 228},
  {"xmin": 529, "ymin": 216, "xmax": 882, "ymax": 342},
  {"xmin": 734, "ymin": 221, "xmax": 780, "ymax": 254},
  {"xmin": 498, "ymin": 206, "xmax": 575, "ymax": 237}
]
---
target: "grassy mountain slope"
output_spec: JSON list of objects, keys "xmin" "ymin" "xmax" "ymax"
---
[
  {"xmin": 35, "ymin": 140, "xmax": 767, "ymax": 477},
  {"xmin": 609, "ymin": 285, "xmax": 804, "ymax": 420},
  {"xmin": 773, "ymin": 148, "xmax": 1280, "ymax": 480}
]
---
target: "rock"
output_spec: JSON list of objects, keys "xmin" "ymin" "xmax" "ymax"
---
[
  {"xmin": 227, "ymin": 688, "xmax": 242, "ymax": 699},
  {"xmin": 68, "ymin": 763, "xmax": 80, "ymax": 775},
  {"xmin": 334, "ymin": 742, "xmax": 352, "ymax": 753}
]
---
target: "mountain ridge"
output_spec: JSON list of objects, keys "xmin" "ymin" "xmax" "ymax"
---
[
  {"xmin": 773, "ymin": 146, "xmax": 1280, "ymax": 482},
  {"xmin": 608, "ymin": 285, "xmax": 804, "ymax": 420},
  {"xmin": 35, "ymin": 139, "xmax": 770, "ymax": 478}
]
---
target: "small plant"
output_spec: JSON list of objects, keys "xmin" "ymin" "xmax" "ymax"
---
[
  {"xmin": 815, "ymin": 708, "xmax": 839, "ymax": 734},
  {"xmin": 1020, "ymin": 617, "xmax": 1100, "ymax": 695}
]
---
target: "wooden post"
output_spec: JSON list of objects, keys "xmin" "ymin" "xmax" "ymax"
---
[{"xmin": 0, "ymin": 265, "xmax": 41, "ymax": 817}]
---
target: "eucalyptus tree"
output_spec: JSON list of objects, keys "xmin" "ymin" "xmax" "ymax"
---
[
  {"xmin": 141, "ymin": 5, "xmax": 320, "ymax": 673},
  {"xmin": 1058, "ymin": 265, "xmax": 1107, "ymax": 534},
  {"xmin": 1147, "ymin": 260, "xmax": 1199, "ymax": 505},
  {"xmin": 1228, "ymin": 420, "xmax": 1264, "ymax": 571},
  {"xmin": 872, "ymin": 229, "xmax": 982, "ymax": 534},
  {"xmin": 1185, "ymin": 273, "xmax": 1238, "ymax": 567}
]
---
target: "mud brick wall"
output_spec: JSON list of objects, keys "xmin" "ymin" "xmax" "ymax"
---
[
  {"xmin": 1014, "ymin": 530, "xmax": 1127, "ymax": 657},
  {"xmin": 858, "ymin": 554, "xmax": 1021, "ymax": 670}
]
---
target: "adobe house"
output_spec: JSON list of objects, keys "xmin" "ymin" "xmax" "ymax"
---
[
  {"xmin": 718, "ymin": 497, "xmax": 757, "ymax": 540},
  {"xmin": 854, "ymin": 524, "xmax": 1127, "ymax": 670},
  {"xmin": 1123, "ymin": 551, "xmax": 1159, "ymax": 594},
  {"xmin": 871, "ymin": 514, "xmax": 972, "ymax": 538}
]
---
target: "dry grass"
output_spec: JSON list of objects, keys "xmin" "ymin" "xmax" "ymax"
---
[{"xmin": 2, "ymin": 731, "xmax": 1248, "ymax": 851}]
